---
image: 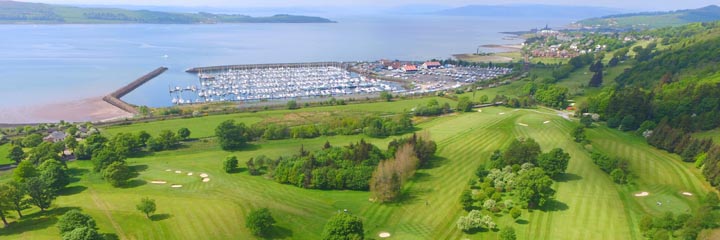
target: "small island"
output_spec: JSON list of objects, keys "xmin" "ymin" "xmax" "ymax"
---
[{"xmin": 0, "ymin": 1, "xmax": 336, "ymax": 24}]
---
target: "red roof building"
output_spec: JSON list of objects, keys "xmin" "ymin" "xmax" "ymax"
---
[
  {"xmin": 422, "ymin": 61, "xmax": 442, "ymax": 69},
  {"xmin": 402, "ymin": 65, "xmax": 418, "ymax": 72}
]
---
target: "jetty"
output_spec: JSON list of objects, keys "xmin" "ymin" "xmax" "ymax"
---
[{"xmin": 103, "ymin": 67, "xmax": 167, "ymax": 114}]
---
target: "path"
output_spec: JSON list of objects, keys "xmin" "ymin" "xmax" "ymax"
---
[{"xmin": 89, "ymin": 188, "xmax": 127, "ymax": 239}]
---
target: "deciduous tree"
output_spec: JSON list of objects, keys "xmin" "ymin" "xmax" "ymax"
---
[
  {"xmin": 537, "ymin": 148, "xmax": 570, "ymax": 178},
  {"xmin": 223, "ymin": 156, "xmax": 238, "ymax": 173},
  {"xmin": 136, "ymin": 197, "xmax": 156, "ymax": 219},
  {"xmin": 24, "ymin": 177, "xmax": 56, "ymax": 211},
  {"xmin": 103, "ymin": 161, "xmax": 132, "ymax": 187},
  {"xmin": 322, "ymin": 212, "xmax": 364, "ymax": 240},
  {"xmin": 57, "ymin": 210, "xmax": 97, "ymax": 234},
  {"xmin": 245, "ymin": 208, "xmax": 276, "ymax": 236}
]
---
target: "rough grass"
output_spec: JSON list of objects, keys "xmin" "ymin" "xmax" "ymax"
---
[
  {"xmin": 103, "ymin": 97, "xmax": 455, "ymax": 139},
  {"xmin": 0, "ymin": 106, "xmax": 713, "ymax": 239}
]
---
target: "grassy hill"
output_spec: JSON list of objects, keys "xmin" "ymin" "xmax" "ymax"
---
[
  {"xmin": 0, "ymin": 96, "xmax": 714, "ymax": 239},
  {"xmin": 577, "ymin": 5, "xmax": 720, "ymax": 30},
  {"xmin": 0, "ymin": 1, "xmax": 335, "ymax": 24}
]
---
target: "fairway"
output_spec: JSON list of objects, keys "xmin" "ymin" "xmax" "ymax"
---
[{"xmin": 0, "ymin": 106, "xmax": 714, "ymax": 240}]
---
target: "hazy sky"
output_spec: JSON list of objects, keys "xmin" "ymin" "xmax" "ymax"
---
[{"xmin": 27, "ymin": 0, "xmax": 720, "ymax": 11}]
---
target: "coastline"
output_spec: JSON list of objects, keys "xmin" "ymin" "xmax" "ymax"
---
[{"xmin": 0, "ymin": 97, "xmax": 133, "ymax": 125}]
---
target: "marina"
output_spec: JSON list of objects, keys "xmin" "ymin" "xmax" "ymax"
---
[{"xmin": 172, "ymin": 62, "xmax": 401, "ymax": 105}]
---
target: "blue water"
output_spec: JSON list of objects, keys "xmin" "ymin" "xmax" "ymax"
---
[{"xmin": 0, "ymin": 15, "xmax": 570, "ymax": 108}]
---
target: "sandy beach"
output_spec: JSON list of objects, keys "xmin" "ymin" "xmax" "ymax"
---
[{"xmin": 0, "ymin": 97, "xmax": 134, "ymax": 124}]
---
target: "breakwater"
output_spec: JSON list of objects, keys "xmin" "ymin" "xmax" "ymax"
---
[
  {"xmin": 186, "ymin": 62, "xmax": 346, "ymax": 73},
  {"xmin": 103, "ymin": 67, "xmax": 168, "ymax": 114}
]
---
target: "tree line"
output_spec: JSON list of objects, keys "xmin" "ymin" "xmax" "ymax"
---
[{"xmin": 215, "ymin": 114, "xmax": 414, "ymax": 151}]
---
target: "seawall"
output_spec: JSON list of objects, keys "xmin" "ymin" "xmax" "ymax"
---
[
  {"xmin": 103, "ymin": 67, "xmax": 168, "ymax": 114},
  {"xmin": 186, "ymin": 62, "xmax": 345, "ymax": 73}
]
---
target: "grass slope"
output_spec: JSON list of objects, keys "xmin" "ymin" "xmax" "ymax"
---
[{"xmin": 0, "ymin": 105, "xmax": 713, "ymax": 239}]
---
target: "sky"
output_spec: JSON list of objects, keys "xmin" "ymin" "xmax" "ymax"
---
[{"xmin": 24, "ymin": 0, "xmax": 720, "ymax": 11}]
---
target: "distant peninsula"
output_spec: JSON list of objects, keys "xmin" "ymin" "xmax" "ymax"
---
[
  {"xmin": 0, "ymin": 1, "xmax": 336, "ymax": 24},
  {"xmin": 576, "ymin": 5, "xmax": 720, "ymax": 30}
]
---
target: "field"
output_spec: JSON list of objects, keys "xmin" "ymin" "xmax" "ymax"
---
[
  {"xmin": 0, "ymin": 98, "xmax": 715, "ymax": 239},
  {"xmin": 0, "ymin": 144, "xmax": 12, "ymax": 166}
]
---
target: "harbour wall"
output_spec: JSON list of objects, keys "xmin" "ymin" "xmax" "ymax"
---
[
  {"xmin": 186, "ymin": 62, "xmax": 346, "ymax": 73},
  {"xmin": 103, "ymin": 67, "xmax": 168, "ymax": 114}
]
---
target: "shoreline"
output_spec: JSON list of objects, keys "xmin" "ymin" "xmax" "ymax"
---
[{"xmin": 0, "ymin": 97, "xmax": 134, "ymax": 125}]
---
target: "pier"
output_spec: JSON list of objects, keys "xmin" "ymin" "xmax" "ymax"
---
[{"xmin": 103, "ymin": 67, "xmax": 168, "ymax": 114}]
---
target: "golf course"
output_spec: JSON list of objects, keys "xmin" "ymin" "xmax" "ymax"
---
[{"xmin": 0, "ymin": 97, "xmax": 714, "ymax": 239}]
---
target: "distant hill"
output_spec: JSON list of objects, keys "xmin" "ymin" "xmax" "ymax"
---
[
  {"xmin": 0, "ymin": 1, "xmax": 335, "ymax": 24},
  {"xmin": 577, "ymin": 5, "xmax": 720, "ymax": 30},
  {"xmin": 433, "ymin": 4, "xmax": 624, "ymax": 19}
]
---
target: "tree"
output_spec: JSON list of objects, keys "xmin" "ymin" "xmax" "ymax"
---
[
  {"xmin": 287, "ymin": 100, "xmax": 299, "ymax": 110},
  {"xmin": 1, "ymin": 182, "xmax": 27, "ymax": 218},
  {"xmin": 588, "ymin": 71, "xmax": 603, "ymax": 87},
  {"xmin": 136, "ymin": 197, "xmax": 156, "ymax": 219},
  {"xmin": 8, "ymin": 145, "xmax": 25, "ymax": 164},
  {"xmin": 479, "ymin": 95, "xmax": 489, "ymax": 104},
  {"xmin": 380, "ymin": 91, "xmax": 393, "ymax": 102},
  {"xmin": 24, "ymin": 177, "xmax": 56, "ymax": 211},
  {"xmin": 27, "ymin": 142, "xmax": 61, "ymax": 165},
  {"xmin": 62, "ymin": 227, "xmax": 103, "ymax": 240},
  {"xmin": 223, "ymin": 156, "xmax": 239, "ymax": 173},
  {"xmin": 515, "ymin": 168, "xmax": 555, "ymax": 208},
  {"xmin": 537, "ymin": 148, "xmax": 570, "ymax": 178},
  {"xmin": 580, "ymin": 115, "xmax": 593, "ymax": 128},
  {"xmin": 500, "ymin": 227, "xmax": 517, "ymax": 240},
  {"xmin": 65, "ymin": 137, "xmax": 78, "ymax": 152},
  {"xmin": 503, "ymin": 138, "xmax": 541, "ymax": 166},
  {"xmin": 103, "ymin": 161, "xmax": 132, "ymax": 187},
  {"xmin": 13, "ymin": 160, "xmax": 38, "ymax": 183},
  {"xmin": 322, "ymin": 212, "xmax": 364, "ymax": 240},
  {"xmin": 460, "ymin": 190, "xmax": 474, "ymax": 211},
  {"xmin": 246, "ymin": 158, "xmax": 261, "ymax": 175},
  {"xmin": 22, "ymin": 134, "xmax": 43, "ymax": 148},
  {"xmin": 610, "ymin": 168, "xmax": 627, "ymax": 184},
  {"xmin": 456, "ymin": 210, "xmax": 484, "ymax": 232},
  {"xmin": 245, "ymin": 208, "xmax": 276, "ymax": 236},
  {"xmin": 215, "ymin": 120, "xmax": 249, "ymax": 150},
  {"xmin": 39, "ymin": 160, "xmax": 70, "ymax": 192},
  {"xmin": 177, "ymin": 128, "xmax": 191, "ymax": 140},
  {"xmin": 91, "ymin": 148, "xmax": 125, "ymax": 173},
  {"xmin": 456, "ymin": 96, "xmax": 473, "ymax": 112},
  {"xmin": 149, "ymin": 130, "xmax": 180, "ymax": 151},
  {"xmin": 572, "ymin": 126, "xmax": 586, "ymax": 143},
  {"xmin": 510, "ymin": 208, "xmax": 522, "ymax": 219},
  {"xmin": 0, "ymin": 184, "xmax": 13, "ymax": 227},
  {"xmin": 57, "ymin": 210, "xmax": 97, "ymax": 234},
  {"xmin": 620, "ymin": 115, "xmax": 637, "ymax": 131}
]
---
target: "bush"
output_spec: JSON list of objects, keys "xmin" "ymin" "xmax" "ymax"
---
[{"xmin": 223, "ymin": 156, "xmax": 239, "ymax": 173}]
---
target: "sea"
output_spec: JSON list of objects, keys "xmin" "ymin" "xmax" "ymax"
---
[{"xmin": 0, "ymin": 15, "xmax": 572, "ymax": 108}]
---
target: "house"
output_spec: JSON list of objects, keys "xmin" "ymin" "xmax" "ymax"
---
[
  {"xmin": 422, "ymin": 61, "xmax": 441, "ymax": 69},
  {"xmin": 402, "ymin": 65, "xmax": 418, "ymax": 73},
  {"xmin": 44, "ymin": 131, "xmax": 67, "ymax": 143}
]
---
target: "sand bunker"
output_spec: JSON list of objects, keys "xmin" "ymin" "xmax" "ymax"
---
[
  {"xmin": 171, "ymin": 185, "xmax": 183, "ymax": 188},
  {"xmin": 165, "ymin": 169, "xmax": 171, "ymax": 172},
  {"xmin": 151, "ymin": 180, "xmax": 167, "ymax": 184},
  {"xmin": 499, "ymin": 112, "xmax": 506, "ymax": 115},
  {"xmin": 682, "ymin": 192, "xmax": 693, "ymax": 196},
  {"xmin": 202, "ymin": 178, "xmax": 210, "ymax": 182},
  {"xmin": 634, "ymin": 192, "xmax": 650, "ymax": 197},
  {"xmin": 187, "ymin": 172, "xmax": 193, "ymax": 176},
  {"xmin": 200, "ymin": 173, "xmax": 209, "ymax": 178},
  {"xmin": 175, "ymin": 170, "xmax": 182, "ymax": 174},
  {"xmin": 477, "ymin": 109, "xmax": 482, "ymax": 113},
  {"xmin": 379, "ymin": 232, "xmax": 391, "ymax": 238},
  {"xmin": 543, "ymin": 121, "xmax": 551, "ymax": 124},
  {"xmin": 518, "ymin": 123, "xmax": 528, "ymax": 127}
]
